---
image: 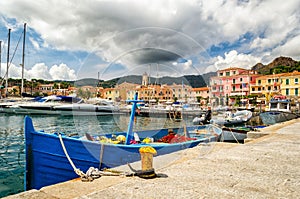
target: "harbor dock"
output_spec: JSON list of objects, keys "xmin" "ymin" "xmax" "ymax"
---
[{"xmin": 4, "ymin": 119, "xmax": 300, "ymax": 199}]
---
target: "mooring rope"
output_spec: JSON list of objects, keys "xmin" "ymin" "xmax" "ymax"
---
[
  {"xmin": 228, "ymin": 128, "xmax": 240, "ymax": 144},
  {"xmin": 58, "ymin": 133, "xmax": 86, "ymax": 178},
  {"xmin": 58, "ymin": 133, "xmax": 130, "ymax": 181}
]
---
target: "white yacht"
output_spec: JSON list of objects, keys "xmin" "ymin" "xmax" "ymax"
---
[
  {"xmin": 54, "ymin": 98, "xmax": 120, "ymax": 116},
  {"xmin": 7, "ymin": 96, "xmax": 81, "ymax": 115}
]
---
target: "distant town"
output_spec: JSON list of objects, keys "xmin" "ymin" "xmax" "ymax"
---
[{"xmin": 2, "ymin": 65, "xmax": 300, "ymax": 107}]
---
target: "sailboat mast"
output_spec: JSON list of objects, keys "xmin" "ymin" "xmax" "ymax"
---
[
  {"xmin": 0, "ymin": 40, "xmax": 2, "ymax": 98},
  {"xmin": 5, "ymin": 29, "xmax": 11, "ymax": 97},
  {"xmin": 0, "ymin": 40, "xmax": 2, "ymax": 80},
  {"xmin": 21, "ymin": 23, "xmax": 26, "ymax": 96}
]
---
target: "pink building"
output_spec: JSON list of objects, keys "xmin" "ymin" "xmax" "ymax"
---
[{"xmin": 210, "ymin": 67, "xmax": 260, "ymax": 106}]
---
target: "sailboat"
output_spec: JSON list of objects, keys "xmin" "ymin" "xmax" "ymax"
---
[{"xmin": 0, "ymin": 24, "xmax": 28, "ymax": 112}]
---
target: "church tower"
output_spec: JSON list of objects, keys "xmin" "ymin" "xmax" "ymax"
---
[{"xmin": 142, "ymin": 72, "xmax": 149, "ymax": 86}]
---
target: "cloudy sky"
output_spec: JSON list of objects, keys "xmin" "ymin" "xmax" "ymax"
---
[{"xmin": 0, "ymin": 0, "xmax": 299, "ymax": 81}]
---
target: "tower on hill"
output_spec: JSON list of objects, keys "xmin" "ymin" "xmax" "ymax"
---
[{"xmin": 142, "ymin": 72, "xmax": 149, "ymax": 86}]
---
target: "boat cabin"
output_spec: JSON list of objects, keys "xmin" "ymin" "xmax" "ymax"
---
[{"xmin": 267, "ymin": 96, "xmax": 291, "ymax": 112}]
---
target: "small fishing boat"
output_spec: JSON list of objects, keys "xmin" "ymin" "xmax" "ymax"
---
[
  {"xmin": 259, "ymin": 96, "xmax": 299, "ymax": 125},
  {"xmin": 219, "ymin": 126, "xmax": 254, "ymax": 142},
  {"xmin": 25, "ymin": 93, "xmax": 222, "ymax": 190}
]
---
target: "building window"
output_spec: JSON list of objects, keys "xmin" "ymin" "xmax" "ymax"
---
[
  {"xmin": 295, "ymin": 78, "xmax": 298, "ymax": 84},
  {"xmin": 286, "ymin": 79, "xmax": 289, "ymax": 85},
  {"xmin": 233, "ymin": 79, "xmax": 236, "ymax": 84},
  {"xmin": 233, "ymin": 71, "xmax": 236, "ymax": 75},
  {"xmin": 220, "ymin": 72, "xmax": 223, "ymax": 76},
  {"xmin": 295, "ymin": 88, "xmax": 299, "ymax": 96},
  {"xmin": 226, "ymin": 72, "xmax": 230, "ymax": 76},
  {"xmin": 252, "ymin": 88, "xmax": 255, "ymax": 91},
  {"xmin": 258, "ymin": 80, "xmax": 261, "ymax": 85},
  {"xmin": 233, "ymin": 86, "xmax": 235, "ymax": 91},
  {"xmin": 258, "ymin": 87, "xmax": 261, "ymax": 91},
  {"xmin": 268, "ymin": 86, "xmax": 271, "ymax": 91},
  {"xmin": 240, "ymin": 85, "xmax": 242, "ymax": 89},
  {"xmin": 268, "ymin": 79, "xmax": 271, "ymax": 84},
  {"xmin": 240, "ymin": 78, "xmax": 242, "ymax": 82},
  {"xmin": 286, "ymin": 89, "xmax": 289, "ymax": 95}
]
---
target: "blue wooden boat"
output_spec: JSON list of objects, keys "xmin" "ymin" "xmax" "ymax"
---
[{"xmin": 24, "ymin": 94, "xmax": 222, "ymax": 190}]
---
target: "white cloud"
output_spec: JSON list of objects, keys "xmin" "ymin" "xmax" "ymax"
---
[
  {"xmin": 49, "ymin": 63, "xmax": 77, "ymax": 80},
  {"xmin": 0, "ymin": 62, "xmax": 76, "ymax": 81},
  {"xmin": 0, "ymin": 0, "xmax": 299, "ymax": 80},
  {"xmin": 271, "ymin": 34, "xmax": 300, "ymax": 60},
  {"xmin": 210, "ymin": 50, "xmax": 261, "ymax": 71},
  {"xmin": 29, "ymin": 37, "xmax": 40, "ymax": 50},
  {"xmin": 27, "ymin": 63, "xmax": 51, "ymax": 80}
]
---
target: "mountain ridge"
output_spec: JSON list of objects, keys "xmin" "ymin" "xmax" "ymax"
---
[{"xmin": 75, "ymin": 56, "xmax": 300, "ymax": 88}]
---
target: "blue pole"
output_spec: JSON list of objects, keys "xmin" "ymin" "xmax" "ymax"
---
[{"xmin": 125, "ymin": 93, "xmax": 144, "ymax": 145}]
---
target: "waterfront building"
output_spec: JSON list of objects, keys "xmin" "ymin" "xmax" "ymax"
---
[
  {"xmin": 37, "ymin": 84, "xmax": 54, "ymax": 95},
  {"xmin": 114, "ymin": 82, "xmax": 139, "ymax": 101},
  {"xmin": 102, "ymin": 87, "xmax": 120, "ymax": 101},
  {"xmin": 169, "ymin": 83, "xmax": 193, "ymax": 102},
  {"xmin": 210, "ymin": 67, "xmax": 260, "ymax": 106},
  {"xmin": 250, "ymin": 71, "xmax": 300, "ymax": 103},
  {"xmin": 279, "ymin": 71, "xmax": 300, "ymax": 99},
  {"xmin": 250, "ymin": 73, "xmax": 283, "ymax": 103},
  {"xmin": 193, "ymin": 87, "xmax": 209, "ymax": 104},
  {"xmin": 138, "ymin": 84, "xmax": 173, "ymax": 102}
]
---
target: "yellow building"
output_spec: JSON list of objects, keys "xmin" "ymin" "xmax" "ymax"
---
[
  {"xmin": 251, "ymin": 74, "xmax": 282, "ymax": 96},
  {"xmin": 279, "ymin": 71, "xmax": 300, "ymax": 98},
  {"xmin": 250, "ymin": 71, "xmax": 300, "ymax": 103},
  {"xmin": 102, "ymin": 88, "xmax": 119, "ymax": 101},
  {"xmin": 138, "ymin": 84, "xmax": 173, "ymax": 102},
  {"xmin": 115, "ymin": 82, "xmax": 139, "ymax": 101}
]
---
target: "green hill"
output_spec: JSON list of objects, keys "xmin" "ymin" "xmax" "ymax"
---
[{"xmin": 75, "ymin": 72, "xmax": 215, "ymax": 88}]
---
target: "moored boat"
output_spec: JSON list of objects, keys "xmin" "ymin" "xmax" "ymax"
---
[
  {"xmin": 54, "ymin": 98, "xmax": 120, "ymax": 116},
  {"xmin": 220, "ymin": 126, "xmax": 254, "ymax": 142},
  {"xmin": 6, "ymin": 96, "xmax": 81, "ymax": 115},
  {"xmin": 259, "ymin": 96, "xmax": 299, "ymax": 125},
  {"xmin": 24, "ymin": 94, "xmax": 222, "ymax": 190},
  {"xmin": 210, "ymin": 110, "xmax": 252, "ymax": 127}
]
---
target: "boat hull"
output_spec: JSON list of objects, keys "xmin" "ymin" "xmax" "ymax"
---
[
  {"xmin": 259, "ymin": 111, "xmax": 298, "ymax": 125},
  {"xmin": 220, "ymin": 127, "xmax": 249, "ymax": 141},
  {"xmin": 24, "ymin": 116, "xmax": 220, "ymax": 190}
]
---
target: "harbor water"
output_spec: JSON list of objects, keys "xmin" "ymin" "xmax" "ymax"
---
[{"xmin": 0, "ymin": 113, "xmax": 194, "ymax": 198}]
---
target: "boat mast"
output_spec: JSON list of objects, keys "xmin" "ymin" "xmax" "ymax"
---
[
  {"xmin": 0, "ymin": 40, "xmax": 1, "ymax": 98},
  {"xmin": 0, "ymin": 40, "xmax": 2, "ymax": 79},
  {"xmin": 21, "ymin": 23, "xmax": 26, "ymax": 97},
  {"xmin": 5, "ymin": 29, "xmax": 11, "ymax": 97}
]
